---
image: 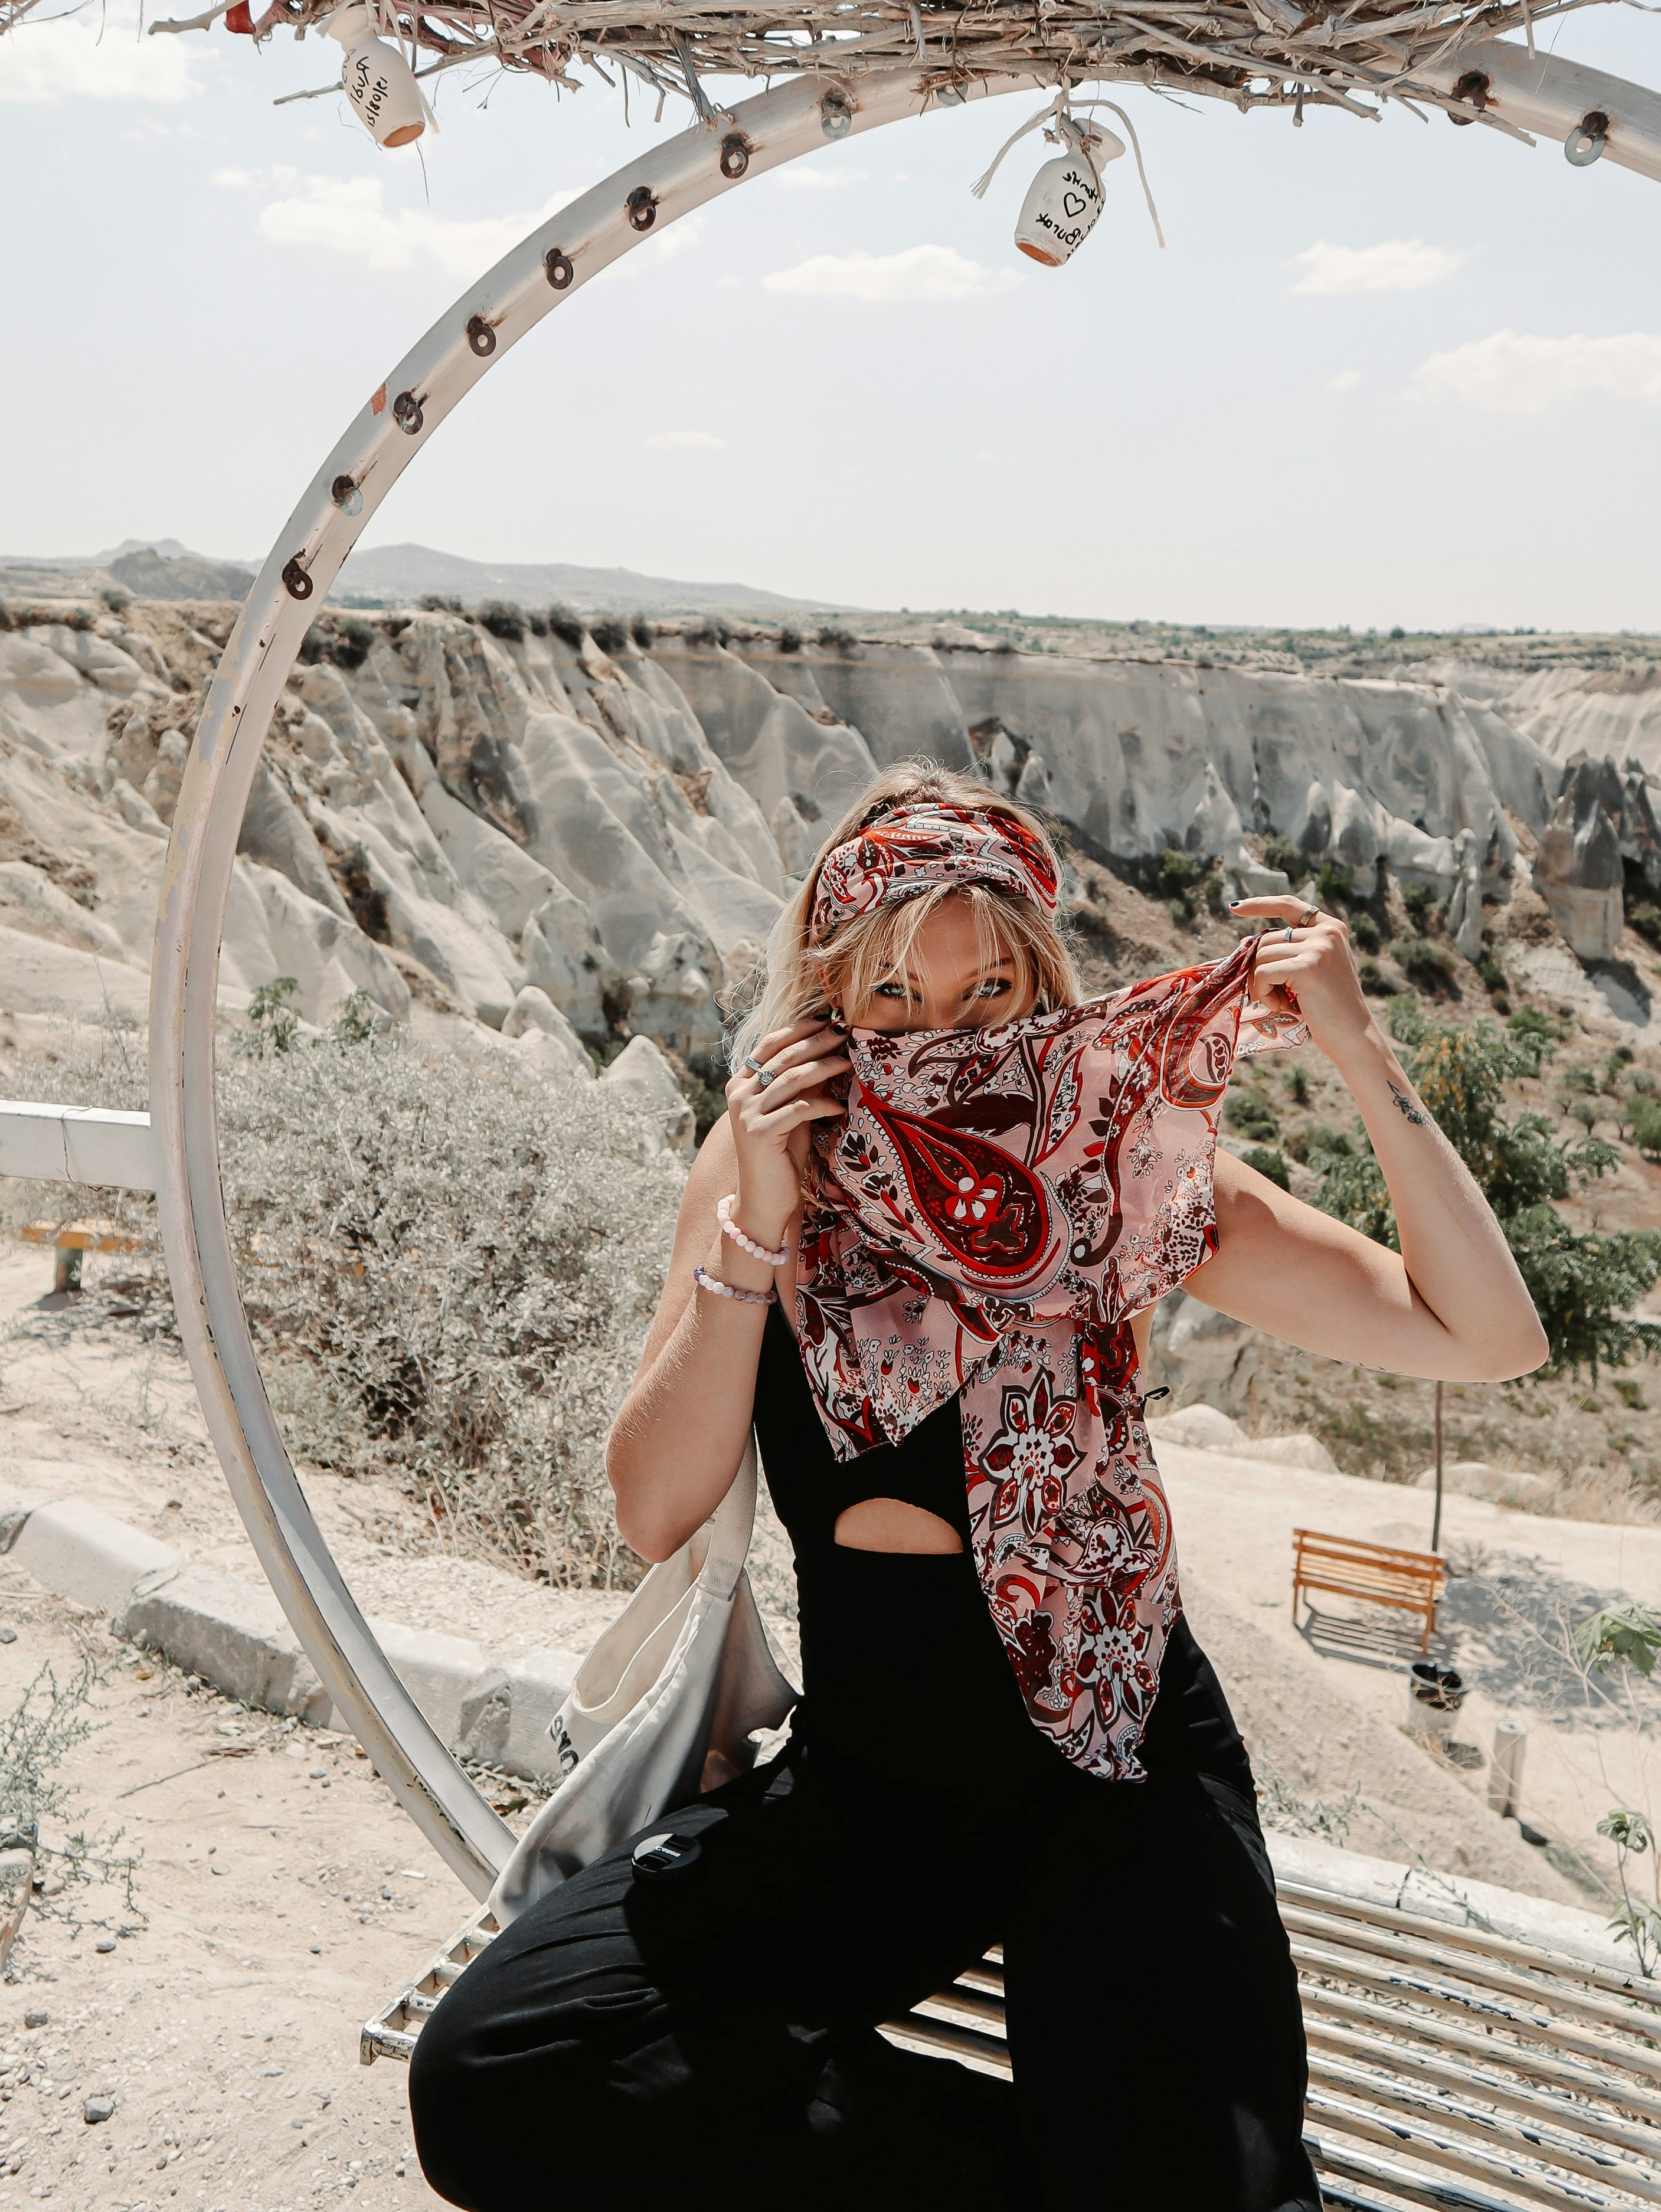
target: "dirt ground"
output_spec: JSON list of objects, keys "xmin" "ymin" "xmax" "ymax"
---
[
  {"xmin": 1158, "ymin": 1435, "xmax": 1661, "ymax": 1914},
  {"xmin": 0, "ymin": 1568, "xmax": 473, "ymax": 2212}
]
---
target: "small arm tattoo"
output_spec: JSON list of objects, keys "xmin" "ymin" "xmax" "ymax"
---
[{"xmin": 1389, "ymin": 1082, "xmax": 1428, "ymax": 1126}]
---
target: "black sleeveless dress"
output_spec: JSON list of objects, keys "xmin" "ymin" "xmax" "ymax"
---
[
  {"xmin": 409, "ymin": 1309, "xmax": 1321, "ymax": 2212},
  {"xmin": 753, "ymin": 1301, "xmax": 1253, "ymax": 1795}
]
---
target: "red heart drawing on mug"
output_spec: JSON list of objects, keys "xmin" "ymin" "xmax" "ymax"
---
[{"xmin": 1062, "ymin": 190, "xmax": 1088, "ymax": 218}]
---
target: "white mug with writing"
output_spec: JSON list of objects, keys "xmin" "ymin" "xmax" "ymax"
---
[
  {"xmin": 1013, "ymin": 127, "xmax": 1124, "ymax": 266},
  {"xmin": 325, "ymin": 2, "xmax": 432, "ymax": 148}
]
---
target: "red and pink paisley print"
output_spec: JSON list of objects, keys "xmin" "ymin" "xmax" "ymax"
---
[
  {"xmin": 797, "ymin": 937, "xmax": 1303, "ymax": 1780},
  {"xmin": 809, "ymin": 802, "xmax": 1060, "ymax": 944}
]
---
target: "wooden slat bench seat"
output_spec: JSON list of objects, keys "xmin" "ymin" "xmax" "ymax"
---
[
  {"xmin": 363, "ymin": 1879, "xmax": 1661, "ymax": 2211},
  {"xmin": 1293, "ymin": 1527, "xmax": 1446, "ymax": 1655}
]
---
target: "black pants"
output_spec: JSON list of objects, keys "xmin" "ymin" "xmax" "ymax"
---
[{"xmin": 410, "ymin": 1738, "xmax": 1321, "ymax": 2212}]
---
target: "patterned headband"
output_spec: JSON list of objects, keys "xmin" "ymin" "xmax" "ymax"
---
[{"xmin": 808, "ymin": 803, "xmax": 1060, "ymax": 945}]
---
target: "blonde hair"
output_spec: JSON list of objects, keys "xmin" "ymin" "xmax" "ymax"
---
[{"xmin": 728, "ymin": 761, "xmax": 1081, "ymax": 1071}]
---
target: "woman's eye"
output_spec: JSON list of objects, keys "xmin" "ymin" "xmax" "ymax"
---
[
  {"xmin": 874, "ymin": 981, "xmax": 910, "ymax": 1000},
  {"xmin": 977, "ymin": 977, "xmax": 1011, "ymax": 998}
]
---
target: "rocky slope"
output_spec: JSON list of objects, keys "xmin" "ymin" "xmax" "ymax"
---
[{"xmin": 4, "ymin": 588, "xmax": 1636, "ymax": 1087}]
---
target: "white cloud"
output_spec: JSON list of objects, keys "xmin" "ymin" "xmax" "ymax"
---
[
  {"xmin": 1328, "ymin": 369, "xmax": 1362, "ymax": 391},
  {"xmin": 774, "ymin": 166, "xmax": 869, "ymax": 191},
  {"xmin": 217, "ymin": 169, "xmax": 580, "ymax": 279},
  {"xmin": 1290, "ymin": 240, "xmax": 1467, "ymax": 297},
  {"xmin": 764, "ymin": 243, "xmax": 1019, "ymax": 303},
  {"xmin": 644, "ymin": 430, "xmax": 724, "ymax": 451},
  {"xmin": 0, "ymin": 14, "xmax": 205, "ymax": 102},
  {"xmin": 1408, "ymin": 329, "xmax": 1661, "ymax": 414}
]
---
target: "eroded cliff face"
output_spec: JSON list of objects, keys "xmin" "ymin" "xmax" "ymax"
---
[{"xmin": 0, "ymin": 597, "xmax": 1597, "ymax": 1066}]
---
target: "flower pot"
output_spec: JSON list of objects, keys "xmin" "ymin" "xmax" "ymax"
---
[{"xmin": 1407, "ymin": 1660, "xmax": 1466, "ymax": 1737}]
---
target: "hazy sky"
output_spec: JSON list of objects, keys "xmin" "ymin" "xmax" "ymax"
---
[{"xmin": 4, "ymin": 2, "xmax": 1659, "ymax": 629}]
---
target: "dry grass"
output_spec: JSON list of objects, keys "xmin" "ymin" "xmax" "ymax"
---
[{"xmin": 0, "ymin": 1013, "xmax": 683, "ymax": 1591}]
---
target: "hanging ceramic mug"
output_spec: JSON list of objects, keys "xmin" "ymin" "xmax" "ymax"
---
[
  {"xmin": 326, "ymin": 3, "xmax": 431, "ymax": 148},
  {"xmin": 1013, "ymin": 127, "xmax": 1124, "ymax": 266}
]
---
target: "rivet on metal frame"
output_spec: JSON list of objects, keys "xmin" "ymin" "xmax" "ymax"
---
[
  {"xmin": 281, "ymin": 558, "xmax": 314, "ymax": 601},
  {"xmin": 545, "ymin": 248, "xmax": 575, "ymax": 290},
  {"xmin": 1565, "ymin": 108, "xmax": 1609, "ymax": 165},
  {"xmin": 626, "ymin": 185, "xmax": 658, "ymax": 231},
  {"xmin": 820, "ymin": 90, "xmax": 854, "ymax": 139},
  {"xmin": 331, "ymin": 476, "xmax": 364, "ymax": 516},
  {"xmin": 1446, "ymin": 68, "xmax": 1490, "ymax": 126},
  {"xmin": 720, "ymin": 133, "xmax": 750, "ymax": 179},
  {"xmin": 466, "ymin": 315, "xmax": 498, "ymax": 357},
  {"xmin": 393, "ymin": 391, "xmax": 424, "ymax": 435}
]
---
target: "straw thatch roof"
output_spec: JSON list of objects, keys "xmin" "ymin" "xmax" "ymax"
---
[{"xmin": 175, "ymin": 0, "xmax": 1616, "ymax": 134}]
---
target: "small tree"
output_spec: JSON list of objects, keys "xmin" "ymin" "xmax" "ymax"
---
[
  {"xmin": 1312, "ymin": 1000, "xmax": 1661, "ymax": 1545},
  {"xmin": 1578, "ymin": 1604, "xmax": 1661, "ymax": 1972}
]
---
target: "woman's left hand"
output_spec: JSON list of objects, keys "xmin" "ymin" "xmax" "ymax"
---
[{"xmin": 1231, "ymin": 895, "xmax": 1372, "ymax": 1064}]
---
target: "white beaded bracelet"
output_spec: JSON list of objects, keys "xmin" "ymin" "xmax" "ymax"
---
[
  {"xmin": 693, "ymin": 1264, "xmax": 776, "ymax": 1308},
  {"xmin": 717, "ymin": 1193, "xmax": 791, "ymax": 1269}
]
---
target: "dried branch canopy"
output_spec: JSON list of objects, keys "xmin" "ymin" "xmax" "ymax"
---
[{"xmin": 144, "ymin": 0, "xmax": 1618, "ymax": 135}]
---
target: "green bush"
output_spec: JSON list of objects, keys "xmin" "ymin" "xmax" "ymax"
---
[
  {"xmin": 1396, "ymin": 937, "xmax": 1458, "ymax": 993},
  {"xmin": 1315, "ymin": 858, "xmax": 1354, "ymax": 909},
  {"xmin": 1509, "ymin": 1005, "xmax": 1562, "ymax": 1050},
  {"xmin": 1401, "ymin": 882, "xmax": 1442, "ymax": 935},
  {"xmin": 632, "ymin": 616, "xmax": 656, "ymax": 650},
  {"xmin": 1289, "ymin": 1121, "xmax": 1353, "ymax": 1165},
  {"xmin": 1225, "ymin": 1091, "xmax": 1280, "ymax": 1142},
  {"xmin": 1242, "ymin": 1147, "xmax": 1291, "ymax": 1190},
  {"xmin": 297, "ymin": 614, "xmax": 376, "ymax": 672},
  {"xmin": 1358, "ymin": 958, "xmax": 1398, "ymax": 997},
  {"xmin": 417, "ymin": 593, "xmax": 463, "ymax": 614},
  {"xmin": 547, "ymin": 605, "xmax": 586, "ymax": 649},
  {"xmin": 1629, "ymin": 901, "xmax": 1661, "ymax": 952},
  {"xmin": 476, "ymin": 600, "xmax": 527, "ymax": 643},
  {"xmin": 1350, "ymin": 911, "xmax": 1381, "ymax": 954},
  {"xmin": 1261, "ymin": 832, "xmax": 1310, "ymax": 888},
  {"xmin": 591, "ymin": 617, "xmax": 629, "ymax": 655},
  {"xmin": 1630, "ymin": 1093, "xmax": 1661, "ymax": 1160}
]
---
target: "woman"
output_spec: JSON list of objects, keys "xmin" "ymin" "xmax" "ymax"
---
[{"xmin": 410, "ymin": 764, "xmax": 1545, "ymax": 2212}]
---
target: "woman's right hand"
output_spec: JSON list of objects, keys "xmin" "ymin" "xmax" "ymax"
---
[{"xmin": 725, "ymin": 1016, "xmax": 851, "ymax": 1241}]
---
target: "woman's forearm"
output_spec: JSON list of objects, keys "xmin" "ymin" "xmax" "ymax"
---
[
  {"xmin": 606, "ymin": 1209, "xmax": 780, "ymax": 1560},
  {"xmin": 1330, "ymin": 1016, "xmax": 1545, "ymax": 1374}
]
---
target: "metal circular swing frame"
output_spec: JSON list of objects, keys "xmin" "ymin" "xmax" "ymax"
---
[{"xmin": 149, "ymin": 43, "xmax": 1661, "ymax": 1905}]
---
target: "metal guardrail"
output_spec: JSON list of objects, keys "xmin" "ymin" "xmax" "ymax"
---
[{"xmin": 363, "ymin": 1877, "xmax": 1661, "ymax": 2209}]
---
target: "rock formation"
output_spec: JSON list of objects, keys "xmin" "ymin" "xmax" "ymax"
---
[
  {"xmin": 0, "ymin": 593, "xmax": 1605, "ymax": 1072},
  {"xmin": 1535, "ymin": 754, "xmax": 1636, "ymax": 960}
]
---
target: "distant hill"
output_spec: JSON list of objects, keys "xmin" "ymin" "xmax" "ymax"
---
[
  {"xmin": 0, "ymin": 539, "xmax": 827, "ymax": 617},
  {"xmin": 108, "ymin": 546, "xmax": 257, "ymax": 600},
  {"xmin": 331, "ymin": 542, "xmax": 823, "ymax": 616}
]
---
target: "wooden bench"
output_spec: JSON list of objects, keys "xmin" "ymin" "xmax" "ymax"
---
[
  {"xmin": 19, "ymin": 1220, "xmax": 142, "ymax": 1296},
  {"xmin": 1292, "ymin": 1528, "xmax": 1445, "ymax": 1655}
]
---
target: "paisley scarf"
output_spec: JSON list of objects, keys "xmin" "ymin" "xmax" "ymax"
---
[{"xmin": 796, "ymin": 931, "xmax": 1303, "ymax": 1780}]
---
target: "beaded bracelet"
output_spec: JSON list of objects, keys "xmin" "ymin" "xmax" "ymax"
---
[
  {"xmin": 693, "ymin": 1264, "xmax": 776, "ymax": 1308},
  {"xmin": 717, "ymin": 1193, "xmax": 791, "ymax": 1269}
]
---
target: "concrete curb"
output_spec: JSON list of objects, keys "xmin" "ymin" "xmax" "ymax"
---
[{"xmin": 0, "ymin": 1491, "xmax": 580, "ymax": 1785}]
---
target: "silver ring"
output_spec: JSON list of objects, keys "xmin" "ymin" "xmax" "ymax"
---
[
  {"xmin": 1283, "ymin": 925, "xmax": 1296, "ymax": 943},
  {"xmin": 744, "ymin": 1054, "xmax": 776, "ymax": 1089}
]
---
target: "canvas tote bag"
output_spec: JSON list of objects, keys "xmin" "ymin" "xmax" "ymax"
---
[{"xmin": 488, "ymin": 1440, "xmax": 797, "ymax": 1925}]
